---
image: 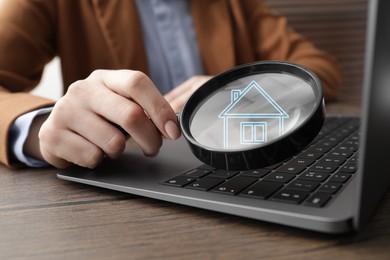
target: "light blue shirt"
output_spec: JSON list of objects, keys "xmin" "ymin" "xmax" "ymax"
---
[
  {"xmin": 135, "ymin": 0, "xmax": 204, "ymax": 93},
  {"xmin": 10, "ymin": 0, "xmax": 204, "ymax": 167}
]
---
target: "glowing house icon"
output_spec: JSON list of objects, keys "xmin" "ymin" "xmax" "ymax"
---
[{"xmin": 218, "ymin": 80, "xmax": 289, "ymax": 149}]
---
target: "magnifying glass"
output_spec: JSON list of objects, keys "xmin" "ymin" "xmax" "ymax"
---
[{"xmin": 179, "ymin": 61, "xmax": 325, "ymax": 170}]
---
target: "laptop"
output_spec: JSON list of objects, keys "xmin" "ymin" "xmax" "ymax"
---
[{"xmin": 58, "ymin": 0, "xmax": 390, "ymax": 234}]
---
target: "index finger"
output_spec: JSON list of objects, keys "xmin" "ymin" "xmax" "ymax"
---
[{"xmin": 95, "ymin": 70, "xmax": 180, "ymax": 140}]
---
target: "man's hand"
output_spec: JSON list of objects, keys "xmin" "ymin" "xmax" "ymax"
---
[{"xmin": 37, "ymin": 70, "xmax": 181, "ymax": 169}]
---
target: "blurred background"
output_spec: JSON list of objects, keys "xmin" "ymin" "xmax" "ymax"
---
[
  {"xmin": 267, "ymin": 0, "xmax": 367, "ymax": 107},
  {"xmin": 1, "ymin": 0, "xmax": 367, "ymax": 106}
]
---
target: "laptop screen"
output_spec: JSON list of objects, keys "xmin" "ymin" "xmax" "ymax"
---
[{"xmin": 354, "ymin": 0, "xmax": 390, "ymax": 229}]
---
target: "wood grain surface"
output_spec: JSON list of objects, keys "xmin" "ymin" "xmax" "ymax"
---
[{"xmin": 0, "ymin": 155, "xmax": 389, "ymax": 259}]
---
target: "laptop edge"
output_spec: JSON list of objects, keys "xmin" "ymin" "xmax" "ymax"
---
[{"xmin": 353, "ymin": 0, "xmax": 390, "ymax": 230}]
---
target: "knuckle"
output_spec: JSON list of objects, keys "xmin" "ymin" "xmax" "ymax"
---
[
  {"xmin": 67, "ymin": 80, "xmax": 88, "ymax": 96},
  {"xmin": 104, "ymin": 133, "xmax": 126, "ymax": 157},
  {"xmin": 152, "ymin": 101, "xmax": 173, "ymax": 120},
  {"xmin": 82, "ymin": 147, "xmax": 104, "ymax": 169},
  {"xmin": 120, "ymin": 104, "xmax": 145, "ymax": 127},
  {"xmin": 52, "ymin": 98, "xmax": 69, "ymax": 112},
  {"xmin": 124, "ymin": 70, "xmax": 150, "ymax": 92},
  {"xmin": 39, "ymin": 123, "xmax": 61, "ymax": 146},
  {"xmin": 89, "ymin": 69, "xmax": 105, "ymax": 79},
  {"xmin": 169, "ymin": 99, "xmax": 183, "ymax": 113},
  {"xmin": 190, "ymin": 75, "xmax": 200, "ymax": 83}
]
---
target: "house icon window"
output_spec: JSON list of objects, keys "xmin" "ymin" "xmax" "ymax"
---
[
  {"xmin": 218, "ymin": 80, "xmax": 289, "ymax": 149},
  {"xmin": 240, "ymin": 122, "xmax": 267, "ymax": 144}
]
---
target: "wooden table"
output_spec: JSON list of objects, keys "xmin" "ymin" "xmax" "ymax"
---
[{"xmin": 1, "ymin": 103, "xmax": 389, "ymax": 260}]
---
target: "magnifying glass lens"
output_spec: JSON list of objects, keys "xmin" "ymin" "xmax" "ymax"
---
[
  {"xmin": 190, "ymin": 73, "xmax": 317, "ymax": 151},
  {"xmin": 181, "ymin": 61, "xmax": 324, "ymax": 170}
]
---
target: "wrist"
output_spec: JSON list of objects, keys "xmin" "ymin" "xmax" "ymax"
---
[{"xmin": 24, "ymin": 113, "xmax": 49, "ymax": 162}]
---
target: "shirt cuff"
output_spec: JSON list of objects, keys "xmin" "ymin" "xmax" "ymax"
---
[{"xmin": 9, "ymin": 107, "xmax": 53, "ymax": 167}]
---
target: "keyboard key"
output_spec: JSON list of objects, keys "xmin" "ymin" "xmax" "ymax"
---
[
  {"xmin": 339, "ymin": 163, "xmax": 357, "ymax": 173},
  {"xmin": 304, "ymin": 147, "xmax": 326, "ymax": 154},
  {"xmin": 309, "ymin": 163, "xmax": 338, "ymax": 173},
  {"xmin": 287, "ymin": 180, "xmax": 319, "ymax": 192},
  {"xmin": 271, "ymin": 189, "xmax": 309, "ymax": 204},
  {"xmin": 186, "ymin": 177, "xmax": 224, "ymax": 191},
  {"xmin": 212, "ymin": 176, "xmax": 258, "ymax": 195},
  {"xmin": 329, "ymin": 173, "xmax": 352, "ymax": 183},
  {"xmin": 287, "ymin": 157, "xmax": 315, "ymax": 167},
  {"xmin": 344, "ymin": 139, "xmax": 359, "ymax": 147},
  {"xmin": 319, "ymin": 156, "xmax": 346, "ymax": 165},
  {"xmin": 349, "ymin": 155, "xmax": 360, "ymax": 163},
  {"xmin": 182, "ymin": 169, "xmax": 211, "ymax": 178},
  {"xmin": 298, "ymin": 171, "xmax": 330, "ymax": 182},
  {"xmin": 208, "ymin": 169, "xmax": 239, "ymax": 179},
  {"xmin": 240, "ymin": 169, "xmax": 270, "ymax": 178},
  {"xmin": 322, "ymin": 136, "xmax": 339, "ymax": 145},
  {"xmin": 240, "ymin": 181, "xmax": 283, "ymax": 199},
  {"xmin": 164, "ymin": 176, "xmax": 196, "ymax": 187},
  {"xmin": 318, "ymin": 182, "xmax": 342, "ymax": 194},
  {"xmin": 330, "ymin": 149, "xmax": 354, "ymax": 158},
  {"xmin": 318, "ymin": 140, "xmax": 336, "ymax": 148},
  {"xmin": 277, "ymin": 165, "xmax": 306, "ymax": 174},
  {"xmin": 263, "ymin": 172, "xmax": 295, "ymax": 183},
  {"xmin": 305, "ymin": 193, "xmax": 332, "ymax": 207},
  {"xmin": 338, "ymin": 143, "xmax": 358, "ymax": 152},
  {"xmin": 325, "ymin": 136, "xmax": 342, "ymax": 144},
  {"xmin": 306, "ymin": 145, "xmax": 332, "ymax": 154},
  {"xmin": 300, "ymin": 151, "xmax": 323, "ymax": 160}
]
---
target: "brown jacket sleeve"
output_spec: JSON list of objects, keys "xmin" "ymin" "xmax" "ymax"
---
[{"xmin": 0, "ymin": 0, "xmax": 56, "ymax": 166}]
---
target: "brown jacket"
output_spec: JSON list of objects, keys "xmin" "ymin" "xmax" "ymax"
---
[{"xmin": 0, "ymin": 0, "xmax": 341, "ymax": 167}]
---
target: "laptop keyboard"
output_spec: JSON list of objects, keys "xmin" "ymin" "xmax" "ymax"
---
[{"xmin": 163, "ymin": 117, "xmax": 359, "ymax": 207}]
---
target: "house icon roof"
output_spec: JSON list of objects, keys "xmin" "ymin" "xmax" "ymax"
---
[{"xmin": 218, "ymin": 80, "xmax": 289, "ymax": 119}]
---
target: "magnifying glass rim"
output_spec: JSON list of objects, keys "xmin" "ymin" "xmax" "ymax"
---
[{"xmin": 180, "ymin": 61, "xmax": 324, "ymax": 170}]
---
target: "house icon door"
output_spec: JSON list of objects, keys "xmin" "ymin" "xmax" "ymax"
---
[{"xmin": 218, "ymin": 80, "xmax": 289, "ymax": 149}]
